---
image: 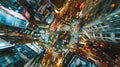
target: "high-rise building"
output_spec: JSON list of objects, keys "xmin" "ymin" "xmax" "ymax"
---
[
  {"xmin": 81, "ymin": 0, "xmax": 120, "ymax": 44},
  {"xmin": 0, "ymin": 42, "xmax": 45, "ymax": 67},
  {"xmin": 62, "ymin": 51, "xmax": 98, "ymax": 67}
]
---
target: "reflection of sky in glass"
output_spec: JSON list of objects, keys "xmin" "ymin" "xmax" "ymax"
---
[
  {"xmin": 10, "ymin": 0, "xmax": 17, "ymax": 3},
  {"xmin": 70, "ymin": 56, "xmax": 98, "ymax": 67},
  {"xmin": 46, "ymin": 14, "xmax": 54, "ymax": 24},
  {"xmin": 70, "ymin": 62, "xmax": 76, "ymax": 67},
  {"xmin": 92, "ymin": 64, "xmax": 96, "ymax": 67},
  {"xmin": 0, "ymin": 42, "xmax": 6, "ymax": 47},
  {"xmin": 0, "ymin": 6, "xmax": 27, "ymax": 20},
  {"xmin": 0, "ymin": 7, "xmax": 29, "ymax": 29},
  {"xmin": 76, "ymin": 58, "xmax": 80, "ymax": 65},
  {"xmin": 75, "ymin": 57, "xmax": 87, "ymax": 65},
  {"xmin": 25, "ymin": 43, "xmax": 43, "ymax": 54},
  {"xmin": 0, "ymin": 39, "xmax": 12, "ymax": 49},
  {"xmin": 80, "ymin": 59, "xmax": 87, "ymax": 65}
]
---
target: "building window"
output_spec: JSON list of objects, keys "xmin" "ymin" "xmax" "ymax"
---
[
  {"xmin": 106, "ymin": 39, "xmax": 112, "ymax": 41},
  {"xmin": 102, "ymin": 34, "xmax": 105, "ymax": 37},
  {"xmin": 101, "ymin": 23, "xmax": 106, "ymax": 26},
  {"xmin": 112, "ymin": 25, "xmax": 120, "ymax": 28},
  {"xmin": 115, "ymin": 33, "xmax": 120, "ymax": 37},
  {"xmin": 106, "ymin": 34, "xmax": 110, "ymax": 37},
  {"xmin": 95, "ymin": 34, "xmax": 100, "ymax": 36},
  {"xmin": 103, "ymin": 38, "xmax": 106, "ymax": 40},
  {"xmin": 98, "ymin": 34, "xmax": 100, "ymax": 36},
  {"xmin": 96, "ymin": 24, "xmax": 100, "ymax": 27},
  {"xmin": 92, "ymin": 26, "xmax": 95, "ymax": 28},
  {"xmin": 116, "ymin": 39, "xmax": 120, "ymax": 42},
  {"xmin": 99, "ymin": 28, "xmax": 102, "ymax": 30},
  {"xmin": 90, "ymin": 27, "xmax": 92, "ymax": 29},
  {"xmin": 104, "ymin": 27, "xmax": 108, "ymax": 29},
  {"xmin": 96, "ymin": 37, "xmax": 101, "ymax": 40},
  {"xmin": 102, "ymin": 33, "xmax": 110, "ymax": 37}
]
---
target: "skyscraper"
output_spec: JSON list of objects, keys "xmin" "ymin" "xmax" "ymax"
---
[{"xmin": 81, "ymin": 0, "xmax": 120, "ymax": 44}]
